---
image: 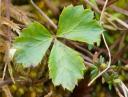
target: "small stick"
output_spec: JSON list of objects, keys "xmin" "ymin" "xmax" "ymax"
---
[
  {"xmin": 105, "ymin": 13, "xmax": 128, "ymax": 29},
  {"xmin": 84, "ymin": 0, "xmax": 100, "ymax": 13},
  {"xmin": 2, "ymin": 0, "xmax": 11, "ymax": 80},
  {"xmin": 114, "ymin": 85, "xmax": 124, "ymax": 97},
  {"xmin": 96, "ymin": 0, "xmax": 128, "ymax": 16},
  {"xmin": 120, "ymin": 81, "xmax": 128, "ymax": 97},
  {"xmin": 82, "ymin": 55, "xmax": 93, "ymax": 63},
  {"xmin": 84, "ymin": 0, "xmax": 128, "ymax": 30},
  {"xmin": 121, "ymin": 81, "xmax": 128, "ymax": 95},
  {"xmin": 0, "ymin": 0, "xmax": 1, "ymax": 18},
  {"xmin": 84, "ymin": 61, "xmax": 93, "ymax": 67},
  {"xmin": 100, "ymin": 0, "xmax": 108, "ymax": 22},
  {"xmin": 2, "ymin": 62, "xmax": 8, "ymax": 80},
  {"xmin": 30, "ymin": 0, "xmax": 57, "ymax": 30},
  {"xmin": 69, "ymin": 41, "xmax": 93, "ymax": 57}
]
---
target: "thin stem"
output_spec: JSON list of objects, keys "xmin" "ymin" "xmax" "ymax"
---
[
  {"xmin": 0, "ymin": 0, "xmax": 1, "ymax": 18},
  {"xmin": 120, "ymin": 81, "xmax": 128, "ymax": 97},
  {"xmin": 100, "ymin": 0, "xmax": 108, "ymax": 22},
  {"xmin": 84, "ymin": 61, "xmax": 93, "ymax": 67},
  {"xmin": 69, "ymin": 41, "xmax": 93, "ymax": 57},
  {"xmin": 30, "ymin": 0, "xmax": 57, "ymax": 30},
  {"xmin": 114, "ymin": 17, "xmax": 128, "ymax": 29},
  {"xmin": 82, "ymin": 55, "xmax": 93, "ymax": 63},
  {"xmin": 114, "ymin": 85, "xmax": 124, "ymax": 97},
  {"xmin": 84, "ymin": 0, "xmax": 100, "ymax": 13},
  {"xmin": 84, "ymin": 0, "xmax": 128, "ymax": 30},
  {"xmin": 96, "ymin": 0, "xmax": 128, "ymax": 16},
  {"xmin": 2, "ymin": 0, "xmax": 11, "ymax": 80},
  {"xmin": 2, "ymin": 63, "xmax": 8, "ymax": 80},
  {"xmin": 88, "ymin": 0, "xmax": 112, "ymax": 86},
  {"xmin": 121, "ymin": 81, "xmax": 128, "ymax": 94},
  {"xmin": 105, "ymin": 13, "xmax": 128, "ymax": 29}
]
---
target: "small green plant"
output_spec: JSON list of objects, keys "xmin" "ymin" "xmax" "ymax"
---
[{"xmin": 13, "ymin": 5, "xmax": 103, "ymax": 91}]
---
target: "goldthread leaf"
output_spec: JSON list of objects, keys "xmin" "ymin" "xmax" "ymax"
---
[
  {"xmin": 48, "ymin": 40, "xmax": 86, "ymax": 91},
  {"xmin": 14, "ymin": 22, "xmax": 52, "ymax": 67},
  {"xmin": 57, "ymin": 5, "xmax": 104, "ymax": 45},
  {"xmin": 13, "ymin": 5, "xmax": 103, "ymax": 91}
]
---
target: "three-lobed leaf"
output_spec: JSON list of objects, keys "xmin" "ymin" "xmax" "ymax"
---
[
  {"xmin": 14, "ymin": 5, "xmax": 103, "ymax": 91},
  {"xmin": 57, "ymin": 5, "xmax": 103, "ymax": 45},
  {"xmin": 14, "ymin": 22, "xmax": 52, "ymax": 67},
  {"xmin": 48, "ymin": 40, "xmax": 85, "ymax": 91}
]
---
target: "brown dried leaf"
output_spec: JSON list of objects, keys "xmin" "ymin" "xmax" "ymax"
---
[
  {"xmin": 1, "ymin": 17, "xmax": 20, "ymax": 35},
  {"xmin": 1, "ymin": 3, "xmax": 32, "ymax": 25}
]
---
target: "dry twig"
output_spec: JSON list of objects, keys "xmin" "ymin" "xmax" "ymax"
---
[
  {"xmin": 114, "ymin": 86, "xmax": 124, "ymax": 97},
  {"xmin": 96, "ymin": 0, "xmax": 128, "ymax": 16},
  {"xmin": 2, "ymin": 0, "xmax": 11, "ymax": 80},
  {"xmin": 30, "ymin": 0, "xmax": 57, "ymax": 30}
]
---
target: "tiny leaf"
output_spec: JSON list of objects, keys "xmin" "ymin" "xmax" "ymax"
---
[
  {"xmin": 57, "ymin": 5, "xmax": 103, "ymax": 45},
  {"xmin": 14, "ymin": 22, "xmax": 53, "ymax": 67},
  {"xmin": 48, "ymin": 40, "xmax": 85, "ymax": 91}
]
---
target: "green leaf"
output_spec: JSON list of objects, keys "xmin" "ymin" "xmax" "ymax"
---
[
  {"xmin": 57, "ymin": 5, "xmax": 103, "ymax": 45},
  {"xmin": 14, "ymin": 22, "xmax": 53, "ymax": 67},
  {"xmin": 48, "ymin": 40, "xmax": 85, "ymax": 91}
]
